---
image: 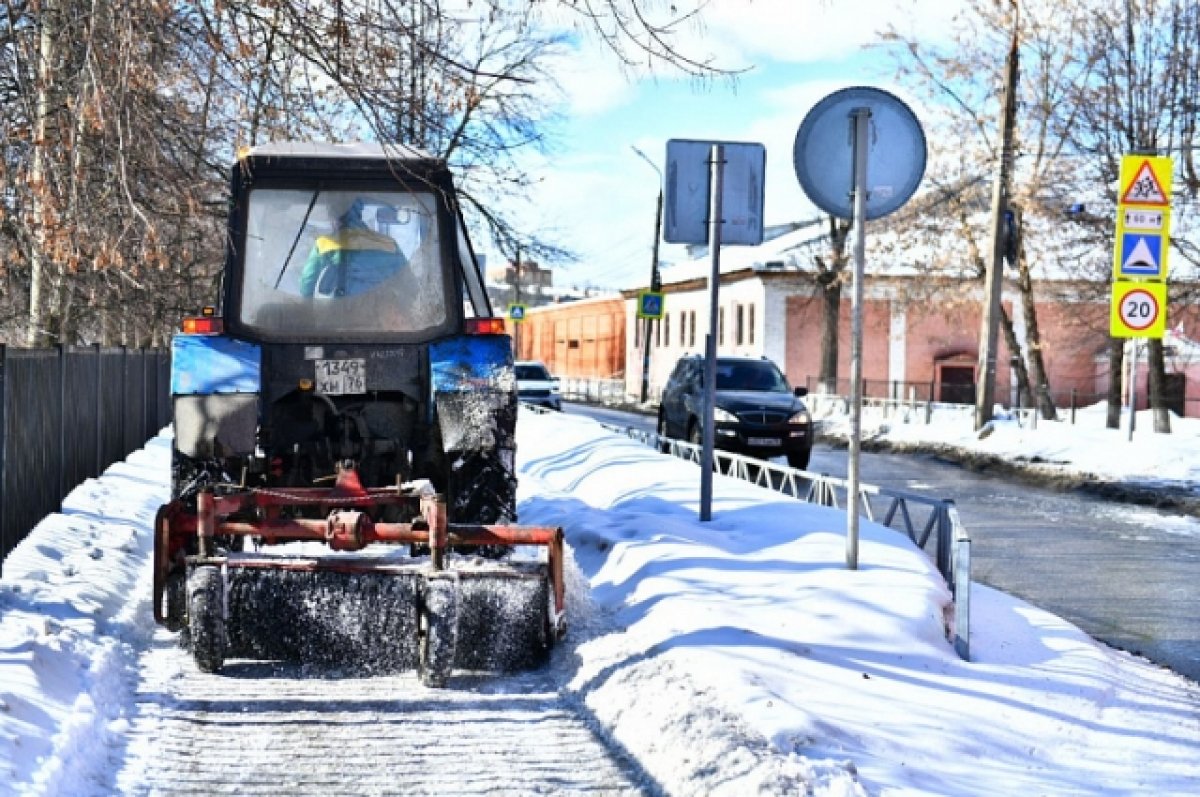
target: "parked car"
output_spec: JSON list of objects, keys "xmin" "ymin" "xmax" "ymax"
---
[
  {"xmin": 657, "ymin": 355, "xmax": 813, "ymax": 470},
  {"xmin": 514, "ymin": 360, "xmax": 562, "ymax": 411}
]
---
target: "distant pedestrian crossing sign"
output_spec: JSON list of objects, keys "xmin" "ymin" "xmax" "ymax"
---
[
  {"xmin": 508, "ymin": 303, "xmax": 527, "ymax": 322},
  {"xmin": 637, "ymin": 291, "xmax": 664, "ymax": 320}
]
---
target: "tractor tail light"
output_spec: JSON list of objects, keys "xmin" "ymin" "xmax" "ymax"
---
[
  {"xmin": 181, "ymin": 315, "xmax": 224, "ymax": 335},
  {"xmin": 465, "ymin": 317, "xmax": 506, "ymax": 335}
]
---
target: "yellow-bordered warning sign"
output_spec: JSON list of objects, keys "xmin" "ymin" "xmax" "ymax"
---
[
  {"xmin": 1110, "ymin": 281, "xmax": 1166, "ymax": 339},
  {"xmin": 636, "ymin": 291, "xmax": 664, "ymax": 320},
  {"xmin": 508, "ymin": 303, "xmax": 527, "ymax": 323},
  {"xmin": 1119, "ymin": 155, "xmax": 1172, "ymax": 207}
]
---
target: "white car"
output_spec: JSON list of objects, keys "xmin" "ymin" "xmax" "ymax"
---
[{"xmin": 514, "ymin": 360, "xmax": 562, "ymax": 411}]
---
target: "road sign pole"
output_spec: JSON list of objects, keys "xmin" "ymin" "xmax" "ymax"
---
[
  {"xmin": 700, "ymin": 144, "xmax": 725, "ymax": 523},
  {"xmin": 1127, "ymin": 338, "xmax": 1138, "ymax": 441},
  {"xmin": 846, "ymin": 109, "xmax": 870, "ymax": 570}
]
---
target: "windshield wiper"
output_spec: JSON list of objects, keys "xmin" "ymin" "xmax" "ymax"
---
[{"xmin": 273, "ymin": 189, "xmax": 321, "ymax": 289}]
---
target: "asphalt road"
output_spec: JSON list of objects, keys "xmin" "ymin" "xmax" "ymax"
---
[{"xmin": 561, "ymin": 402, "xmax": 1200, "ymax": 683}]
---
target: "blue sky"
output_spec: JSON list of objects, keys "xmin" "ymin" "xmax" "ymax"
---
[{"xmin": 499, "ymin": 0, "xmax": 958, "ymax": 292}]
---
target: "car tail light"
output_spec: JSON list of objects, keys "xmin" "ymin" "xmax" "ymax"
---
[{"xmin": 465, "ymin": 317, "xmax": 506, "ymax": 335}]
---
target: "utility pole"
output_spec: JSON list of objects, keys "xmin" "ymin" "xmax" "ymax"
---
[
  {"xmin": 975, "ymin": 0, "xmax": 1020, "ymax": 431},
  {"xmin": 632, "ymin": 146, "xmax": 663, "ymax": 404},
  {"xmin": 513, "ymin": 244, "xmax": 521, "ymax": 358}
]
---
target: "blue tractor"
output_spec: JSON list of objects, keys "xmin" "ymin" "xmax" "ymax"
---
[{"xmin": 153, "ymin": 143, "xmax": 563, "ymax": 685}]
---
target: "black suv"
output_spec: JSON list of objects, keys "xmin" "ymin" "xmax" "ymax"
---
[{"xmin": 657, "ymin": 355, "xmax": 813, "ymax": 470}]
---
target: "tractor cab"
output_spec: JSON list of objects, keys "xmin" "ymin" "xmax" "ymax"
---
[{"xmin": 156, "ymin": 143, "xmax": 563, "ymax": 683}]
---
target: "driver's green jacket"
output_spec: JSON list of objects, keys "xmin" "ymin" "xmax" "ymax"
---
[{"xmin": 298, "ymin": 228, "xmax": 406, "ymax": 297}]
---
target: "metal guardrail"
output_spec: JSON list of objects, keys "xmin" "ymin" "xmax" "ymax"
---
[
  {"xmin": 558, "ymin": 377, "xmax": 640, "ymax": 405},
  {"xmin": 522, "ymin": 402, "xmax": 971, "ymax": 660}
]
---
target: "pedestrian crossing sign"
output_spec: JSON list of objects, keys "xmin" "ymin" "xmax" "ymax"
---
[
  {"xmin": 508, "ymin": 304, "xmax": 527, "ymax": 323},
  {"xmin": 637, "ymin": 291, "xmax": 664, "ymax": 320}
]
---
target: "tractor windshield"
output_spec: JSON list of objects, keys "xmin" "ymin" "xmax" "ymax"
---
[{"xmin": 237, "ymin": 188, "xmax": 451, "ymax": 338}]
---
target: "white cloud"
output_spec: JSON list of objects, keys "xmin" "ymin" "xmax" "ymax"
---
[{"xmin": 698, "ymin": 0, "xmax": 960, "ymax": 65}]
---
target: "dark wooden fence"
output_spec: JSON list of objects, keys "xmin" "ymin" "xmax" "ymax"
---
[{"xmin": 0, "ymin": 345, "xmax": 171, "ymax": 572}]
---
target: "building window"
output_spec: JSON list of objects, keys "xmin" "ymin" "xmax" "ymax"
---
[
  {"xmin": 688, "ymin": 311, "xmax": 696, "ymax": 347},
  {"xmin": 655, "ymin": 319, "xmax": 661, "ymax": 348},
  {"xmin": 664, "ymin": 313, "xmax": 670, "ymax": 348},
  {"xmin": 748, "ymin": 304, "xmax": 755, "ymax": 345},
  {"xmin": 735, "ymin": 304, "xmax": 745, "ymax": 345},
  {"xmin": 635, "ymin": 317, "xmax": 641, "ymax": 347},
  {"xmin": 718, "ymin": 307, "xmax": 725, "ymax": 345}
]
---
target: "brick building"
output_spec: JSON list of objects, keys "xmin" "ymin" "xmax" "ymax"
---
[
  {"xmin": 505, "ymin": 295, "xmax": 626, "ymax": 380},
  {"xmin": 512, "ymin": 225, "xmax": 1200, "ymax": 415}
]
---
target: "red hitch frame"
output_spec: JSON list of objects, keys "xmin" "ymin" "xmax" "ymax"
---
[{"xmin": 153, "ymin": 468, "xmax": 565, "ymax": 635}]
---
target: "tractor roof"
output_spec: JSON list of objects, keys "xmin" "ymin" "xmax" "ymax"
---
[{"xmin": 237, "ymin": 141, "xmax": 437, "ymax": 163}]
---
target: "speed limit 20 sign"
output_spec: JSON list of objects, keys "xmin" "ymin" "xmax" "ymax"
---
[{"xmin": 1110, "ymin": 281, "xmax": 1166, "ymax": 339}]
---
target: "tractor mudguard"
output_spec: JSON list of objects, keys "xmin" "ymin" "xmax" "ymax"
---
[
  {"xmin": 171, "ymin": 335, "xmax": 262, "ymax": 458},
  {"xmin": 429, "ymin": 335, "xmax": 517, "ymax": 454}
]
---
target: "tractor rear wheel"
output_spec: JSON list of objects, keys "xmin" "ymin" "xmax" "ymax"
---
[{"xmin": 188, "ymin": 565, "xmax": 226, "ymax": 673}]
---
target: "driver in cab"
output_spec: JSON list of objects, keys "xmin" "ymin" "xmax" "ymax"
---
[{"xmin": 299, "ymin": 197, "xmax": 407, "ymax": 298}]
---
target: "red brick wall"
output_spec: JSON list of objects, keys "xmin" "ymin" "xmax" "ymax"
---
[
  {"xmin": 516, "ymin": 284, "xmax": 1200, "ymax": 412},
  {"xmin": 505, "ymin": 298, "xmax": 625, "ymax": 379}
]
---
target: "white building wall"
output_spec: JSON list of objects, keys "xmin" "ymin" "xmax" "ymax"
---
[
  {"xmin": 762, "ymin": 287, "xmax": 790, "ymax": 368},
  {"xmin": 622, "ymin": 276, "xmax": 771, "ymax": 398}
]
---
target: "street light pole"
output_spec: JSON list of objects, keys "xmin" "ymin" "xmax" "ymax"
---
[{"xmin": 632, "ymin": 146, "xmax": 663, "ymax": 404}]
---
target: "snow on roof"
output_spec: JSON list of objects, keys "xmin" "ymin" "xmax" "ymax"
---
[
  {"xmin": 656, "ymin": 182, "xmax": 1199, "ymax": 290},
  {"xmin": 657, "ymin": 220, "xmax": 829, "ymax": 286},
  {"xmin": 238, "ymin": 141, "xmax": 434, "ymax": 161}
]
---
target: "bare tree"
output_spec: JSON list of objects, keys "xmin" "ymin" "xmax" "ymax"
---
[
  {"xmin": 0, "ymin": 0, "xmax": 730, "ymax": 345},
  {"xmin": 1057, "ymin": 0, "xmax": 1200, "ymax": 433},
  {"xmin": 882, "ymin": 1, "xmax": 1107, "ymax": 420}
]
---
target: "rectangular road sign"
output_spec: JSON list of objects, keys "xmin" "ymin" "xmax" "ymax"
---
[
  {"xmin": 664, "ymin": 139, "xmax": 766, "ymax": 246},
  {"xmin": 1113, "ymin": 154, "xmax": 1173, "ymax": 283},
  {"xmin": 1114, "ymin": 230, "xmax": 1167, "ymax": 280},
  {"xmin": 636, "ymin": 290, "xmax": 664, "ymax": 320},
  {"xmin": 1121, "ymin": 207, "xmax": 1166, "ymax": 231},
  {"xmin": 1110, "ymin": 280, "xmax": 1166, "ymax": 339}
]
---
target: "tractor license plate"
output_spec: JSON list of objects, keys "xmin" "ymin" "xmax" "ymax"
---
[
  {"xmin": 315, "ymin": 359, "xmax": 367, "ymax": 395},
  {"xmin": 747, "ymin": 437, "xmax": 781, "ymax": 447}
]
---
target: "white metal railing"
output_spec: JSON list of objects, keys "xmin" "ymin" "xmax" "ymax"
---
[{"xmin": 805, "ymin": 392, "xmax": 1040, "ymax": 430}]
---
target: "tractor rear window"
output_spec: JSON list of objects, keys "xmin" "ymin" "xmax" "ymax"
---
[{"xmin": 238, "ymin": 188, "xmax": 450, "ymax": 338}]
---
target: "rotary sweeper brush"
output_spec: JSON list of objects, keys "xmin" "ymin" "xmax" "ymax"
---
[{"xmin": 152, "ymin": 142, "xmax": 564, "ymax": 686}]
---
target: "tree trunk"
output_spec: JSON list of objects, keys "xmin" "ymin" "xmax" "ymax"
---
[
  {"xmin": 1010, "ymin": 206, "xmax": 1057, "ymax": 420},
  {"xmin": 816, "ymin": 217, "xmax": 850, "ymax": 393},
  {"xmin": 1147, "ymin": 337, "xmax": 1171, "ymax": 433},
  {"xmin": 818, "ymin": 274, "xmax": 841, "ymax": 393},
  {"xmin": 26, "ymin": 0, "xmax": 56, "ymax": 348},
  {"xmin": 999, "ymin": 307, "xmax": 1032, "ymax": 407},
  {"xmin": 1105, "ymin": 337, "xmax": 1124, "ymax": 428}
]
